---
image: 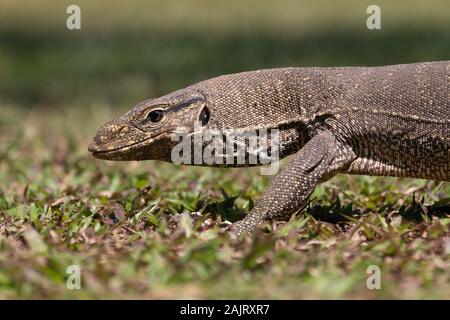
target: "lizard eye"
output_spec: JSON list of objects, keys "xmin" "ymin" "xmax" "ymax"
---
[
  {"xmin": 146, "ymin": 109, "xmax": 164, "ymax": 123},
  {"xmin": 199, "ymin": 106, "xmax": 210, "ymax": 127}
]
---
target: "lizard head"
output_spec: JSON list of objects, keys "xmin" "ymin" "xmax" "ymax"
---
[
  {"xmin": 89, "ymin": 71, "xmax": 302, "ymax": 165},
  {"xmin": 88, "ymin": 89, "xmax": 210, "ymax": 161}
]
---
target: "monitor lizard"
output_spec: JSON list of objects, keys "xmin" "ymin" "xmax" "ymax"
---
[{"xmin": 88, "ymin": 61, "xmax": 449, "ymax": 236}]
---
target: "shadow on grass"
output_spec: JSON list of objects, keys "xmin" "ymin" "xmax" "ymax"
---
[
  {"xmin": 306, "ymin": 197, "xmax": 449, "ymax": 224},
  {"xmin": 203, "ymin": 190, "xmax": 449, "ymax": 225},
  {"xmin": 204, "ymin": 189, "xmax": 248, "ymax": 222}
]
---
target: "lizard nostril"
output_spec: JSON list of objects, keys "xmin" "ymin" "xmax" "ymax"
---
[{"xmin": 118, "ymin": 125, "xmax": 129, "ymax": 135}]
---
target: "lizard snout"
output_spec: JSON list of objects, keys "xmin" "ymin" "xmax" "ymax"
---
[
  {"xmin": 88, "ymin": 122, "xmax": 147, "ymax": 159},
  {"xmin": 87, "ymin": 137, "xmax": 103, "ymax": 153}
]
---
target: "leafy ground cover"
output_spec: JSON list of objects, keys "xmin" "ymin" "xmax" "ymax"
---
[{"xmin": 0, "ymin": 106, "xmax": 448, "ymax": 299}]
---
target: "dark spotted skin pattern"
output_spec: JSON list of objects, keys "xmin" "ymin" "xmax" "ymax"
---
[{"xmin": 89, "ymin": 61, "xmax": 449, "ymax": 235}]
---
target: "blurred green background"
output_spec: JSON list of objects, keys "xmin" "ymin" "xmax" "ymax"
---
[
  {"xmin": 0, "ymin": 0, "xmax": 449, "ymax": 299},
  {"xmin": 1, "ymin": 0, "xmax": 449, "ymax": 109}
]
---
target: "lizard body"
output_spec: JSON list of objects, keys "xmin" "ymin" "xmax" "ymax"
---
[{"xmin": 89, "ymin": 61, "xmax": 449, "ymax": 235}]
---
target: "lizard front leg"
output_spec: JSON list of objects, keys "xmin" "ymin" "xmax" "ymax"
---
[{"xmin": 229, "ymin": 129, "xmax": 355, "ymax": 235}]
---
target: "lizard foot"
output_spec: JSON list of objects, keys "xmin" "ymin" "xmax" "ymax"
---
[
  {"xmin": 227, "ymin": 221, "xmax": 248, "ymax": 238},
  {"xmin": 227, "ymin": 218, "xmax": 263, "ymax": 238}
]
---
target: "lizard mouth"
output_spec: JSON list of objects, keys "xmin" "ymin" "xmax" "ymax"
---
[
  {"xmin": 89, "ymin": 137, "xmax": 152, "ymax": 160},
  {"xmin": 88, "ymin": 128, "xmax": 169, "ymax": 161}
]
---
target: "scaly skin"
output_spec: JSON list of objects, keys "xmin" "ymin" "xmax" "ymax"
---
[{"xmin": 89, "ymin": 61, "xmax": 450, "ymax": 235}]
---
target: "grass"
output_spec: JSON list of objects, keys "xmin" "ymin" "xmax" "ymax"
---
[
  {"xmin": 0, "ymin": 106, "xmax": 448, "ymax": 299},
  {"xmin": 0, "ymin": 0, "xmax": 449, "ymax": 299}
]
